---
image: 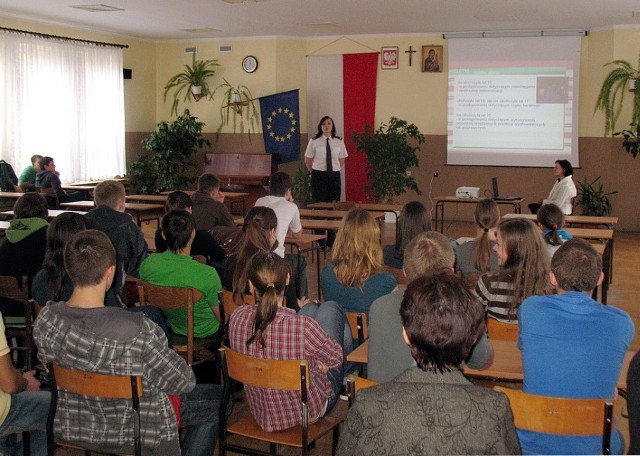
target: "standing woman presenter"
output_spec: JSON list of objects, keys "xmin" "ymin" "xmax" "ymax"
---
[{"xmin": 305, "ymin": 116, "xmax": 348, "ymax": 204}]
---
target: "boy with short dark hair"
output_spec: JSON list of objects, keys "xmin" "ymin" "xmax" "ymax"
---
[
  {"xmin": 518, "ymin": 238, "xmax": 634, "ymax": 454},
  {"xmin": 34, "ymin": 156, "xmax": 85, "ymax": 203},
  {"xmin": 191, "ymin": 173, "xmax": 235, "ymax": 230},
  {"xmin": 34, "ymin": 229, "xmax": 225, "ymax": 455}
]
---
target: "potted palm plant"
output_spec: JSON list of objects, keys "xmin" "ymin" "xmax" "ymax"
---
[
  {"xmin": 352, "ymin": 117, "xmax": 424, "ymax": 202},
  {"xmin": 164, "ymin": 54, "xmax": 220, "ymax": 116},
  {"xmin": 212, "ymin": 78, "xmax": 259, "ymax": 142},
  {"xmin": 594, "ymin": 53, "xmax": 640, "ymax": 157}
]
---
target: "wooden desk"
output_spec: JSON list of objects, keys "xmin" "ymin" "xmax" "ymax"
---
[
  {"xmin": 502, "ymin": 212, "xmax": 618, "ymax": 229},
  {"xmin": 60, "ymin": 201, "xmax": 163, "ymax": 228},
  {"xmin": 299, "ymin": 209, "xmax": 386, "ymax": 221},
  {"xmin": 285, "ymin": 233, "xmax": 326, "ymax": 300},
  {"xmin": 434, "ymin": 197, "xmax": 524, "ymax": 233},
  {"xmin": 1, "ymin": 209, "xmax": 87, "ymax": 220},
  {"xmin": 60, "ymin": 185, "xmax": 97, "ymax": 192},
  {"xmin": 0, "ymin": 192, "xmax": 26, "ymax": 202},
  {"xmin": 126, "ymin": 194, "xmax": 168, "ymax": 203},
  {"xmin": 347, "ymin": 339, "xmax": 634, "ymax": 389},
  {"xmin": 67, "ymin": 178, "xmax": 128, "ymax": 186},
  {"xmin": 0, "ymin": 220, "xmax": 9, "ymax": 232},
  {"xmin": 159, "ymin": 191, "xmax": 248, "ymax": 214}
]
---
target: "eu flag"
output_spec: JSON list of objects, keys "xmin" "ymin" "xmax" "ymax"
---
[{"xmin": 259, "ymin": 89, "xmax": 300, "ymax": 164}]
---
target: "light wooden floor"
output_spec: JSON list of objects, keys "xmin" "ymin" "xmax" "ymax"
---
[{"xmin": 58, "ymin": 219, "xmax": 640, "ymax": 455}]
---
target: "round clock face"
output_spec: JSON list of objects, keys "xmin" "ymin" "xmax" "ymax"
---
[{"xmin": 242, "ymin": 55, "xmax": 258, "ymax": 73}]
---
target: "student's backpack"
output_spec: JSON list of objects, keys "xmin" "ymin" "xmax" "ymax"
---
[{"xmin": 0, "ymin": 160, "xmax": 18, "ymax": 192}]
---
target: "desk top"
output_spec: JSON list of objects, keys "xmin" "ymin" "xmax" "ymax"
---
[
  {"xmin": 299, "ymin": 209, "xmax": 386, "ymax": 221},
  {"xmin": 348, "ymin": 339, "xmax": 632, "ymax": 389},
  {"xmin": 0, "ymin": 192, "xmax": 26, "ymax": 199},
  {"xmin": 307, "ymin": 202, "xmax": 403, "ymax": 212},
  {"xmin": 565, "ymin": 227, "xmax": 614, "ymax": 240},
  {"xmin": 1, "ymin": 209, "xmax": 87, "ymax": 219},
  {"xmin": 503, "ymin": 212, "xmax": 618, "ymax": 226},
  {"xmin": 61, "ymin": 201, "xmax": 163, "ymax": 211},
  {"xmin": 285, "ymin": 233, "xmax": 326, "ymax": 246},
  {"xmin": 435, "ymin": 196, "xmax": 524, "ymax": 204},
  {"xmin": 126, "ymin": 194, "xmax": 168, "ymax": 203},
  {"xmin": 0, "ymin": 221, "xmax": 9, "ymax": 231},
  {"xmin": 60, "ymin": 185, "xmax": 97, "ymax": 191},
  {"xmin": 159, "ymin": 190, "xmax": 247, "ymax": 199},
  {"xmin": 234, "ymin": 217, "xmax": 342, "ymax": 231}
]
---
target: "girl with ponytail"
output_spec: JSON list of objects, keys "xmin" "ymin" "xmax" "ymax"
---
[
  {"xmin": 229, "ymin": 250, "xmax": 353, "ymax": 432},
  {"xmin": 536, "ymin": 203, "xmax": 573, "ymax": 258}
]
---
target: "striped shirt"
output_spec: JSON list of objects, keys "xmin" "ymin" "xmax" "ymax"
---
[
  {"xmin": 474, "ymin": 273, "xmax": 519, "ymax": 323},
  {"xmin": 34, "ymin": 302, "xmax": 195, "ymax": 455},
  {"xmin": 229, "ymin": 305, "xmax": 342, "ymax": 432}
]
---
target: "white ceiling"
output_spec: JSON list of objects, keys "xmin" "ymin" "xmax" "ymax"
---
[{"xmin": 0, "ymin": 0, "xmax": 639, "ymax": 41}]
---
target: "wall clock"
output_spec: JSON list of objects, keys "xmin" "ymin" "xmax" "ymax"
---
[{"xmin": 242, "ymin": 55, "xmax": 258, "ymax": 73}]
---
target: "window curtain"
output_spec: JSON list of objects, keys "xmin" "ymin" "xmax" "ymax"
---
[{"xmin": 0, "ymin": 32, "xmax": 125, "ymax": 182}]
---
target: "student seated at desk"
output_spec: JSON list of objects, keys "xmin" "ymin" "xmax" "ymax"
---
[
  {"xmin": 518, "ymin": 238, "xmax": 633, "ymax": 454},
  {"xmin": 338, "ymin": 272, "xmax": 520, "ymax": 455},
  {"xmin": 18, "ymin": 154, "xmax": 42, "ymax": 192},
  {"xmin": 536, "ymin": 203, "xmax": 573, "ymax": 259},
  {"xmin": 474, "ymin": 218, "xmax": 554, "ymax": 324},
  {"xmin": 382, "ymin": 201, "xmax": 431, "ymax": 270},
  {"xmin": 34, "ymin": 156, "xmax": 86, "ymax": 204}
]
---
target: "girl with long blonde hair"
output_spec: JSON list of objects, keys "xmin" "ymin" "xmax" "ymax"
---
[{"xmin": 321, "ymin": 208, "xmax": 397, "ymax": 314}]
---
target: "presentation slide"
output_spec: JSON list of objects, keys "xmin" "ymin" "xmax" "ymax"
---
[{"xmin": 447, "ymin": 37, "xmax": 581, "ymax": 167}]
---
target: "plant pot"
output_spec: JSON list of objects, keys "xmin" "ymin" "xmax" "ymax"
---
[{"xmin": 191, "ymin": 85, "xmax": 204, "ymax": 101}]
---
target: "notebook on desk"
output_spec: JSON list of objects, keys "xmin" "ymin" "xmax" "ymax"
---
[{"xmin": 492, "ymin": 177, "xmax": 521, "ymax": 201}]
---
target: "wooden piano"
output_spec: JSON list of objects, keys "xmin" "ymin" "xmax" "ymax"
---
[{"xmin": 204, "ymin": 153, "xmax": 276, "ymax": 189}]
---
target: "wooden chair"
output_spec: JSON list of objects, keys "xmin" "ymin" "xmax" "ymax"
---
[
  {"xmin": 345, "ymin": 375, "xmax": 379, "ymax": 406},
  {"xmin": 494, "ymin": 386, "xmax": 614, "ymax": 455},
  {"xmin": 0, "ymin": 275, "xmax": 35, "ymax": 370},
  {"xmin": 219, "ymin": 347, "xmax": 344, "ymax": 456},
  {"xmin": 345, "ymin": 312, "xmax": 368, "ymax": 344},
  {"xmin": 137, "ymin": 281, "xmax": 218, "ymax": 366},
  {"xmin": 218, "ymin": 290, "xmax": 255, "ymax": 344},
  {"xmin": 47, "ymin": 362, "xmax": 143, "ymax": 456},
  {"xmin": 486, "ymin": 318, "xmax": 519, "ymax": 342}
]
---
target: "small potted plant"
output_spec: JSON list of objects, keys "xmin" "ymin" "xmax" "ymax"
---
[
  {"xmin": 212, "ymin": 78, "xmax": 259, "ymax": 142},
  {"xmin": 576, "ymin": 176, "xmax": 617, "ymax": 216},
  {"xmin": 164, "ymin": 54, "xmax": 220, "ymax": 116},
  {"xmin": 352, "ymin": 117, "xmax": 424, "ymax": 203}
]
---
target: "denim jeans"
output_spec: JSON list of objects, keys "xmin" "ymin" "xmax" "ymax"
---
[
  {"xmin": 0, "ymin": 390, "xmax": 50, "ymax": 456},
  {"xmin": 180, "ymin": 384, "xmax": 232, "ymax": 456},
  {"xmin": 285, "ymin": 253, "xmax": 308, "ymax": 299},
  {"xmin": 298, "ymin": 300, "xmax": 354, "ymax": 411}
]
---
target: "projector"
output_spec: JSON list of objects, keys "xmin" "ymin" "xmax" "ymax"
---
[{"xmin": 456, "ymin": 186, "xmax": 480, "ymax": 199}]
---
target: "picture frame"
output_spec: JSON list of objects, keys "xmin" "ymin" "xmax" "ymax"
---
[
  {"xmin": 422, "ymin": 45, "xmax": 443, "ymax": 73},
  {"xmin": 381, "ymin": 46, "xmax": 399, "ymax": 70}
]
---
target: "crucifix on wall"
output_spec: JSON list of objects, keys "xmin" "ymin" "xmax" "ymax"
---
[{"xmin": 405, "ymin": 46, "xmax": 416, "ymax": 66}]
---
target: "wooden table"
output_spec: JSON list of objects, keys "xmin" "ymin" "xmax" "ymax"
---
[
  {"xmin": 299, "ymin": 209, "xmax": 386, "ymax": 222},
  {"xmin": 0, "ymin": 191, "xmax": 26, "ymax": 203},
  {"xmin": 434, "ymin": 197, "xmax": 524, "ymax": 233},
  {"xmin": 0, "ymin": 220, "xmax": 9, "ymax": 232},
  {"xmin": 67, "ymin": 178, "xmax": 128, "ymax": 186},
  {"xmin": 126, "ymin": 194, "xmax": 168, "ymax": 203},
  {"xmin": 1, "ymin": 209, "xmax": 87, "ymax": 220},
  {"xmin": 60, "ymin": 185, "xmax": 98, "ymax": 192},
  {"xmin": 285, "ymin": 233, "xmax": 326, "ymax": 300},
  {"xmin": 347, "ymin": 339, "xmax": 634, "ymax": 389},
  {"xmin": 159, "ymin": 190, "xmax": 248, "ymax": 214},
  {"xmin": 502, "ymin": 212, "xmax": 618, "ymax": 229},
  {"xmin": 60, "ymin": 201, "xmax": 163, "ymax": 227}
]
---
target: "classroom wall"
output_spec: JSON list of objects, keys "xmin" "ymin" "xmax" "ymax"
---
[{"xmin": 2, "ymin": 18, "xmax": 639, "ymax": 229}]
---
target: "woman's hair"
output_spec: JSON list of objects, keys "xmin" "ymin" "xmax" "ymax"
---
[
  {"xmin": 245, "ymin": 251, "xmax": 289, "ymax": 349},
  {"xmin": 161, "ymin": 210, "xmax": 195, "ymax": 252},
  {"xmin": 42, "ymin": 212, "xmax": 88, "ymax": 302},
  {"xmin": 232, "ymin": 206, "xmax": 278, "ymax": 303},
  {"xmin": 474, "ymin": 198, "xmax": 500, "ymax": 272},
  {"xmin": 13, "ymin": 193, "xmax": 48, "ymax": 219},
  {"xmin": 396, "ymin": 201, "xmax": 431, "ymax": 257},
  {"xmin": 332, "ymin": 208, "xmax": 383, "ymax": 287},
  {"xmin": 555, "ymin": 159, "xmax": 573, "ymax": 177},
  {"xmin": 313, "ymin": 115, "xmax": 337, "ymax": 139},
  {"xmin": 537, "ymin": 203, "xmax": 565, "ymax": 246},
  {"xmin": 495, "ymin": 218, "xmax": 553, "ymax": 318}
]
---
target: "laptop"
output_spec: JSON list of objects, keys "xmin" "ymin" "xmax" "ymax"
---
[{"xmin": 492, "ymin": 177, "xmax": 521, "ymax": 201}]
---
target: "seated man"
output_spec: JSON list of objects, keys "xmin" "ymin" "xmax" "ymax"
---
[
  {"xmin": 0, "ymin": 193, "xmax": 49, "ymax": 281},
  {"xmin": 0, "ymin": 311, "xmax": 49, "ymax": 455},
  {"xmin": 191, "ymin": 173, "xmax": 235, "ymax": 231},
  {"xmin": 34, "ymin": 229, "xmax": 226, "ymax": 455},
  {"xmin": 518, "ymin": 238, "xmax": 634, "ymax": 454},
  {"xmin": 368, "ymin": 231, "xmax": 493, "ymax": 382},
  {"xmin": 338, "ymin": 271, "xmax": 520, "ymax": 455},
  {"xmin": 34, "ymin": 156, "xmax": 85, "ymax": 203},
  {"xmin": 254, "ymin": 171, "xmax": 308, "ymax": 298},
  {"xmin": 85, "ymin": 180, "xmax": 148, "ymax": 304},
  {"xmin": 18, "ymin": 154, "xmax": 42, "ymax": 192},
  {"xmin": 140, "ymin": 210, "xmax": 222, "ymax": 338}
]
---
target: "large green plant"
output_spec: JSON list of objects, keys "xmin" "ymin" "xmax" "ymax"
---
[
  {"xmin": 352, "ymin": 117, "xmax": 424, "ymax": 202},
  {"xmin": 212, "ymin": 78, "xmax": 259, "ymax": 141},
  {"xmin": 594, "ymin": 54, "xmax": 640, "ymax": 157},
  {"xmin": 127, "ymin": 110, "xmax": 210, "ymax": 194},
  {"xmin": 164, "ymin": 54, "xmax": 220, "ymax": 116},
  {"xmin": 292, "ymin": 164, "xmax": 311, "ymax": 205},
  {"xmin": 576, "ymin": 176, "xmax": 618, "ymax": 216}
]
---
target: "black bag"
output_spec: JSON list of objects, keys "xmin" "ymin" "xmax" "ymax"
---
[{"xmin": 0, "ymin": 160, "xmax": 18, "ymax": 192}]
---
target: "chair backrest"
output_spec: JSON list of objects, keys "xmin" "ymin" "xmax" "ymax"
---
[
  {"xmin": 218, "ymin": 290, "xmax": 254, "ymax": 326},
  {"xmin": 345, "ymin": 312, "xmax": 368, "ymax": 343},
  {"xmin": 0, "ymin": 275, "xmax": 34, "ymax": 370},
  {"xmin": 494, "ymin": 386, "xmax": 614, "ymax": 454},
  {"xmin": 221, "ymin": 346, "xmax": 309, "ymax": 391},
  {"xmin": 137, "ymin": 281, "xmax": 202, "ymax": 365},
  {"xmin": 48, "ymin": 362, "xmax": 143, "ymax": 456},
  {"xmin": 345, "ymin": 375, "xmax": 379, "ymax": 406},
  {"xmin": 486, "ymin": 318, "xmax": 519, "ymax": 341}
]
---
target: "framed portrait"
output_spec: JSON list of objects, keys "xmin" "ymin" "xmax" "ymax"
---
[
  {"xmin": 422, "ymin": 45, "xmax": 443, "ymax": 73},
  {"xmin": 381, "ymin": 46, "xmax": 399, "ymax": 70}
]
